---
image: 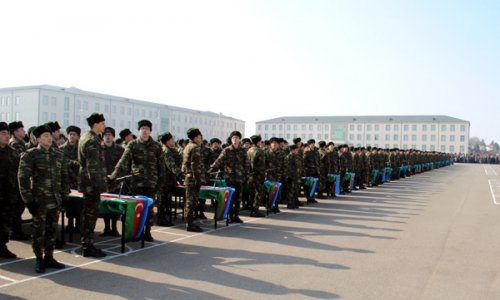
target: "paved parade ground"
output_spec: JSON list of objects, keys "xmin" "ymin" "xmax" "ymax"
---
[{"xmin": 1, "ymin": 163, "xmax": 500, "ymax": 299}]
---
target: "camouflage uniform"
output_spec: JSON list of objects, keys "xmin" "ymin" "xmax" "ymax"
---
[
  {"xmin": 284, "ymin": 151, "xmax": 299, "ymax": 207},
  {"xmin": 210, "ymin": 145, "xmax": 249, "ymax": 218},
  {"xmin": 19, "ymin": 145, "xmax": 69, "ymax": 258},
  {"xmin": 60, "ymin": 141, "xmax": 81, "ymax": 231},
  {"xmin": 318, "ymin": 147, "xmax": 329, "ymax": 197},
  {"xmin": 8, "ymin": 136, "xmax": 27, "ymax": 238},
  {"xmin": 102, "ymin": 142, "xmax": 125, "ymax": 234},
  {"xmin": 339, "ymin": 149, "xmax": 351, "ymax": 193},
  {"xmin": 303, "ymin": 147, "xmax": 320, "ymax": 200},
  {"xmin": 247, "ymin": 144, "xmax": 266, "ymax": 212},
  {"xmin": 182, "ymin": 140, "xmax": 205, "ymax": 222},
  {"xmin": 265, "ymin": 149, "xmax": 283, "ymax": 182},
  {"xmin": 0, "ymin": 144, "xmax": 19, "ymax": 252},
  {"xmin": 158, "ymin": 145, "xmax": 182, "ymax": 224},
  {"xmin": 79, "ymin": 131, "xmax": 108, "ymax": 247}
]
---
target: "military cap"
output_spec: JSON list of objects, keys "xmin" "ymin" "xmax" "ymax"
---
[
  {"xmin": 318, "ymin": 141, "xmax": 326, "ymax": 148},
  {"xmin": 289, "ymin": 145, "xmax": 298, "ymax": 150},
  {"xmin": 119, "ymin": 128, "xmax": 132, "ymax": 139},
  {"xmin": 250, "ymin": 134, "xmax": 262, "ymax": 144},
  {"xmin": 86, "ymin": 113, "xmax": 105, "ymax": 126},
  {"xmin": 138, "ymin": 119, "xmax": 152, "ymax": 131},
  {"xmin": 32, "ymin": 125, "xmax": 52, "ymax": 138},
  {"xmin": 158, "ymin": 131, "xmax": 173, "ymax": 144},
  {"xmin": 104, "ymin": 127, "xmax": 116, "ymax": 137},
  {"xmin": 307, "ymin": 139, "xmax": 316, "ymax": 145},
  {"xmin": 0, "ymin": 122, "xmax": 8, "ymax": 132},
  {"xmin": 242, "ymin": 138, "xmax": 251, "ymax": 145},
  {"xmin": 264, "ymin": 140, "xmax": 270, "ymax": 146},
  {"xmin": 210, "ymin": 138, "xmax": 221, "ymax": 144},
  {"xmin": 269, "ymin": 137, "xmax": 279, "ymax": 143},
  {"xmin": 66, "ymin": 125, "xmax": 81, "ymax": 135},
  {"xmin": 8, "ymin": 121, "xmax": 24, "ymax": 134},
  {"xmin": 278, "ymin": 138, "xmax": 284, "ymax": 143},
  {"xmin": 229, "ymin": 131, "xmax": 242, "ymax": 139},
  {"xmin": 45, "ymin": 121, "xmax": 61, "ymax": 132},
  {"xmin": 327, "ymin": 142, "xmax": 335, "ymax": 146},
  {"xmin": 187, "ymin": 128, "xmax": 202, "ymax": 140},
  {"xmin": 293, "ymin": 137, "xmax": 301, "ymax": 144},
  {"xmin": 367, "ymin": 146, "xmax": 372, "ymax": 151}
]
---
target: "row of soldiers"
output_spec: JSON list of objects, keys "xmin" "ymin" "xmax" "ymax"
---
[{"xmin": 0, "ymin": 114, "xmax": 452, "ymax": 273}]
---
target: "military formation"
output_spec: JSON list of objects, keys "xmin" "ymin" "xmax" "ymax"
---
[{"xmin": 0, "ymin": 114, "xmax": 453, "ymax": 274}]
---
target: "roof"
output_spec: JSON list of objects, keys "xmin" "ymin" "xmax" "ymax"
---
[
  {"xmin": 0, "ymin": 85, "xmax": 243, "ymax": 122},
  {"xmin": 257, "ymin": 115, "xmax": 469, "ymax": 124}
]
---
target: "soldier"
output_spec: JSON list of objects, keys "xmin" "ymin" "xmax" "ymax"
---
[
  {"xmin": 110, "ymin": 120, "xmax": 165, "ymax": 242},
  {"xmin": 242, "ymin": 138, "xmax": 252, "ymax": 151},
  {"xmin": 45, "ymin": 121, "xmax": 62, "ymax": 147},
  {"xmin": 303, "ymin": 139, "xmax": 320, "ymax": 203},
  {"xmin": 119, "ymin": 128, "xmax": 134, "ymax": 147},
  {"xmin": 209, "ymin": 138, "xmax": 222, "ymax": 164},
  {"xmin": 265, "ymin": 137, "xmax": 283, "ymax": 212},
  {"xmin": 209, "ymin": 131, "xmax": 249, "ymax": 223},
  {"xmin": 0, "ymin": 122, "xmax": 19, "ymax": 258},
  {"xmin": 339, "ymin": 145, "xmax": 351, "ymax": 194},
  {"xmin": 79, "ymin": 113, "xmax": 108, "ymax": 258},
  {"xmin": 157, "ymin": 131, "xmax": 182, "ymax": 226},
  {"xmin": 197, "ymin": 139, "xmax": 211, "ymax": 219},
  {"xmin": 246, "ymin": 134, "xmax": 266, "ymax": 217},
  {"xmin": 360, "ymin": 147, "xmax": 369, "ymax": 189},
  {"xmin": 60, "ymin": 125, "xmax": 81, "ymax": 233},
  {"xmin": 18, "ymin": 125, "xmax": 69, "ymax": 273},
  {"xmin": 293, "ymin": 138, "xmax": 305, "ymax": 206},
  {"xmin": 26, "ymin": 126, "xmax": 38, "ymax": 150},
  {"xmin": 284, "ymin": 145, "xmax": 300, "ymax": 209},
  {"xmin": 101, "ymin": 127, "xmax": 124, "ymax": 237},
  {"xmin": 317, "ymin": 141, "xmax": 329, "ymax": 199},
  {"xmin": 8, "ymin": 121, "xmax": 30, "ymax": 240},
  {"xmin": 181, "ymin": 128, "xmax": 205, "ymax": 232}
]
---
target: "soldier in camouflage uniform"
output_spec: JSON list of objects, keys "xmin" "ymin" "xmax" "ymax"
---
[
  {"xmin": 209, "ymin": 138, "xmax": 222, "ymax": 164},
  {"xmin": 293, "ymin": 138, "xmax": 305, "ymax": 206},
  {"xmin": 209, "ymin": 131, "xmax": 249, "ymax": 223},
  {"xmin": 339, "ymin": 145, "xmax": 351, "ymax": 193},
  {"xmin": 197, "ymin": 139, "xmax": 212, "ymax": 219},
  {"xmin": 317, "ymin": 141, "xmax": 329, "ymax": 199},
  {"xmin": 8, "ymin": 121, "xmax": 30, "ymax": 240},
  {"xmin": 265, "ymin": 137, "xmax": 283, "ymax": 212},
  {"xmin": 60, "ymin": 125, "xmax": 81, "ymax": 233},
  {"xmin": 246, "ymin": 135, "xmax": 266, "ymax": 217},
  {"xmin": 119, "ymin": 128, "xmax": 134, "ymax": 148},
  {"xmin": 360, "ymin": 147, "xmax": 369, "ymax": 189},
  {"xmin": 0, "ymin": 122, "xmax": 19, "ymax": 258},
  {"xmin": 326, "ymin": 142, "xmax": 338, "ymax": 197},
  {"xmin": 110, "ymin": 120, "xmax": 165, "ymax": 242},
  {"xmin": 79, "ymin": 113, "xmax": 108, "ymax": 258},
  {"xmin": 158, "ymin": 131, "xmax": 181, "ymax": 226},
  {"xmin": 100, "ymin": 127, "xmax": 124, "ymax": 237},
  {"xmin": 181, "ymin": 128, "xmax": 205, "ymax": 232},
  {"xmin": 303, "ymin": 139, "xmax": 320, "ymax": 203},
  {"xmin": 284, "ymin": 145, "xmax": 300, "ymax": 209},
  {"xmin": 19, "ymin": 125, "xmax": 68, "ymax": 273}
]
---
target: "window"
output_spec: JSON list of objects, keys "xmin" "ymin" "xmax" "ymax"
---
[
  {"xmin": 460, "ymin": 135, "xmax": 465, "ymax": 142},
  {"xmin": 385, "ymin": 124, "xmax": 390, "ymax": 131},
  {"xmin": 257, "ymin": 125, "xmax": 262, "ymax": 131},
  {"xmin": 422, "ymin": 145, "xmax": 427, "ymax": 151},
  {"xmin": 431, "ymin": 135, "xmax": 436, "ymax": 142},
  {"xmin": 308, "ymin": 133, "xmax": 313, "ymax": 139},
  {"xmin": 15, "ymin": 96, "xmax": 20, "ymax": 105},
  {"xmin": 278, "ymin": 124, "xmax": 282, "ymax": 131},
  {"xmin": 83, "ymin": 101, "xmax": 88, "ymax": 111},
  {"xmin": 460, "ymin": 146, "xmax": 465, "ymax": 152},
  {"xmin": 357, "ymin": 134, "xmax": 362, "ymax": 141},
  {"xmin": 317, "ymin": 124, "xmax": 322, "ymax": 130},
  {"xmin": 374, "ymin": 134, "xmax": 379, "ymax": 141},
  {"xmin": 15, "ymin": 112, "xmax": 20, "ymax": 120},
  {"xmin": 403, "ymin": 135, "xmax": 408, "ymax": 141},
  {"xmin": 374, "ymin": 124, "xmax": 379, "ymax": 131},
  {"xmin": 441, "ymin": 145, "xmax": 446, "ymax": 152},
  {"xmin": 265, "ymin": 125, "xmax": 268, "ymax": 130},
  {"xmin": 385, "ymin": 144, "xmax": 390, "ymax": 148},
  {"xmin": 366, "ymin": 125, "xmax": 372, "ymax": 131},
  {"xmin": 422, "ymin": 135, "xmax": 427, "ymax": 142},
  {"xmin": 76, "ymin": 115, "xmax": 80, "ymax": 124},
  {"xmin": 431, "ymin": 145, "xmax": 436, "ymax": 151},
  {"xmin": 450, "ymin": 135, "xmax": 455, "ymax": 142},
  {"xmin": 264, "ymin": 134, "xmax": 268, "ymax": 139},
  {"xmin": 349, "ymin": 134, "xmax": 354, "ymax": 140},
  {"xmin": 105, "ymin": 104, "xmax": 109, "ymax": 113},
  {"xmin": 286, "ymin": 133, "xmax": 291, "ymax": 139},
  {"xmin": 412, "ymin": 135, "xmax": 417, "ymax": 141},
  {"xmin": 394, "ymin": 134, "xmax": 399, "ymax": 140},
  {"xmin": 394, "ymin": 144, "xmax": 399, "ymax": 148},
  {"xmin": 272, "ymin": 124, "xmax": 276, "ymax": 130},
  {"xmin": 450, "ymin": 125, "xmax": 455, "ymax": 132},
  {"xmin": 309, "ymin": 124, "xmax": 313, "ymax": 131},
  {"xmin": 349, "ymin": 124, "xmax": 354, "ymax": 131},
  {"xmin": 441, "ymin": 135, "xmax": 446, "ymax": 142},
  {"xmin": 431, "ymin": 124, "xmax": 436, "ymax": 131},
  {"xmin": 112, "ymin": 105, "xmax": 117, "ymax": 113},
  {"xmin": 76, "ymin": 100, "xmax": 81, "ymax": 110},
  {"xmin": 460, "ymin": 125, "xmax": 466, "ymax": 132},
  {"xmin": 64, "ymin": 97, "xmax": 70, "ymax": 110},
  {"xmin": 412, "ymin": 124, "xmax": 417, "ymax": 131},
  {"xmin": 403, "ymin": 144, "xmax": 408, "ymax": 150},
  {"xmin": 324, "ymin": 134, "xmax": 328, "ymax": 139},
  {"xmin": 95, "ymin": 103, "xmax": 100, "ymax": 111},
  {"xmin": 449, "ymin": 145, "xmax": 455, "ymax": 152},
  {"xmin": 127, "ymin": 107, "xmax": 132, "ymax": 115},
  {"xmin": 366, "ymin": 134, "xmax": 371, "ymax": 141},
  {"xmin": 385, "ymin": 134, "xmax": 390, "ymax": 141},
  {"xmin": 357, "ymin": 124, "xmax": 361, "ymax": 131},
  {"xmin": 302, "ymin": 124, "xmax": 306, "ymax": 130},
  {"xmin": 42, "ymin": 96, "xmax": 49, "ymax": 105},
  {"xmin": 293, "ymin": 124, "xmax": 298, "ymax": 130},
  {"xmin": 149, "ymin": 111, "xmax": 152, "ymax": 118},
  {"xmin": 422, "ymin": 124, "xmax": 427, "ymax": 131},
  {"xmin": 317, "ymin": 134, "xmax": 321, "ymax": 139},
  {"xmin": 51, "ymin": 113, "xmax": 56, "ymax": 120},
  {"xmin": 441, "ymin": 124, "xmax": 447, "ymax": 131},
  {"xmin": 286, "ymin": 124, "xmax": 291, "ymax": 130},
  {"xmin": 120, "ymin": 120, "xmax": 124, "ymax": 128},
  {"xmin": 51, "ymin": 97, "xmax": 57, "ymax": 106},
  {"xmin": 411, "ymin": 144, "xmax": 416, "ymax": 149},
  {"xmin": 325, "ymin": 125, "xmax": 329, "ymax": 130},
  {"xmin": 394, "ymin": 124, "xmax": 399, "ymax": 131},
  {"xmin": 403, "ymin": 125, "xmax": 409, "ymax": 131},
  {"xmin": 42, "ymin": 112, "xmax": 48, "ymax": 122}
]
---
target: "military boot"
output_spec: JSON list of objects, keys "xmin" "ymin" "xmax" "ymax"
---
[
  {"xmin": 35, "ymin": 256, "xmax": 45, "ymax": 273},
  {"xmin": 82, "ymin": 245, "xmax": 107, "ymax": 258},
  {"xmin": 186, "ymin": 217, "xmax": 203, "ymax": 233},
  {"xmin": 44, "ymin": 253, "xmax": 65, "ymax": 269},
  {"xmin": 144, "ymin": 226, "xmax": 154, "ymax": 242},
  {"xmin": 0, "ymin": 244, "xmax": 16, "ymax": 259}
]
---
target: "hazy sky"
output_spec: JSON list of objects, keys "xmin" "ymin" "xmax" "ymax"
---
[{"xmin": 1, "ymin": 1, "xmax": 499, "ymax": 142}]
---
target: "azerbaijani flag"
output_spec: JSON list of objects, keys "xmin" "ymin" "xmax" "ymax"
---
[
  {"xmin": 345, "ymin": 172, "xmax": 356, "ymax": 191},
  {"xmin": 371, "ymin": 169, "xmax": 379, "ymax": 184},
  {"xmin": 264, "ymin": 180, "xmax": 282, "ymax": 207},
  {"xmin": 327, "ymin": 174, "xmax": 340, "ymax": 195},
  {"xmin": 302, "ymin": 177, "xmax": 318, "ymax": 198}
]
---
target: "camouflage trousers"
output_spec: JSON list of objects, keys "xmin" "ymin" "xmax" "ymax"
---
[
  {"xmin": 287, "ymin": 180, "xmax": 297, "ymax": 206},
  {"xmin": 11, "ymin": 192, "xmax": 26, "ymax": 235},
  {"xmin": 157, "ymin": 185, "xmax": 174, "ymax": 222},
  {"xmin": 249, "ymin": 177, "xmax": 264, "ymax": 211},
  {"xmin": 81, "ymin": 192, "xmax": 101, "ymax": 247},
  {"xmin": 32, "ymin": 207, "xmax": 60, "ymax": 257},
  {"xmin": 226, "ymin": 180, "xmax": 242, "ymax": 216},
  {"xmin": 184, "ymin": 183, "xmax": 201, "ymax": 219},
  {"xmin": 318, "ymin": 172, "xmax": 327, "ymax": 195},
  {"xmin": 0, "ymin": 193, "xmax": 15, "ymax": 245}
]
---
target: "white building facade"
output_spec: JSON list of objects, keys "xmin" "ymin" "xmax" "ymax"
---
[
  {"xmin": 0, "ymin": 85, "xmax": 244, "ymax": 140},
  {"xmin": 256, "ymin": 116, "xmax": 470, "ymax": 153}
]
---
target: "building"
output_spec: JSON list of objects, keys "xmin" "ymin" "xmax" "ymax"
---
[
  {"xmin": 0, "ymin": 85, "xmax": 244, "ymax": 140},
  {"xmin": 256, "ymin": 115, "xmax": 470, "ymax": 153}
]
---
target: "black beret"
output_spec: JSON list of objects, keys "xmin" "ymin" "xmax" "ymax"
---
[
  {"xmin": 104, "ymin": 127, "xmax": 115, "ymax": 137},
  {"xmin": 187, "ymin": 128, "xmax": 202, "ymax": 140},
  {"xmin": 269, "ymin": 137, "xmax": 279, "ymax": 143},
  {"xmin": 318, "ymin": 141, "xmax": 326, "ymax": 148},
  {"xmin": 86, "ymin": 113, "xmax": 105, "ymax": 126},
  {"xmin": 138, "ymin": 120, "xmax": 152, "ymax": 131},
  {"xmin": 289, "ymin": 144, "xmax": 298, "ymax": 150},
  {"xmin": 229, "ymin": 131, "xmax": 242, "ymax": 139},
  {"xmin": 45, "ymin": 121, "xmax": 61, "ymax": 132},
  {"xmin": 307, "ymin": 139, "xmax": 316, "ymax": 145},
  {"xmin": 242, "ymin": 138, "xmax": 251, "ymax": 144},
  {"xmin": 293, "ymin": 137, "xmax": 301, "ymax": 144},
  {"xmin": 66, "ymin": 125, "xmax": 81, "ymax": 135},
  {"xmin": 250, "ymin": 134, "xmax": 262, "ymax": 144},
  {"xmin": 0, "ymin": 122, "xmax": 8, "ymax": 132},
  {"xmin": 33, "ymin": 125, "xmax": 52, "ymax": 138},
  {"xmin": 158, "ymin": 131, "xmax": 173, "ymax": 144},
  {"xmin": 8, "ymin": 121, "xmax": 24, "ymax": 133},
  {"xmin": 119, "ymin": 128, "xmax": 132, "ymax": 139}
]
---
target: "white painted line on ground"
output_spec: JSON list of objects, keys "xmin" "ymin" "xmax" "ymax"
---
[
  {"xmin": 488, "ymin": 179, "xmax": 500, "ymax": 205},
  {"xmin": 483, "ymin": 165, "xmax": 498, "ymax": 176},
  {"xmin": 0, "ymin": 274, "xmax": 17, "ymax": 283},
  {"xmin": 154, "ymin": 231, "xmax": 192, "ymax": 237}
]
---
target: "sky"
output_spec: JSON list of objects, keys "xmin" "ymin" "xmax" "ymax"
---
[{"xmin": 1, "ymin": 0, "xmax": 499, "ymax": 142}]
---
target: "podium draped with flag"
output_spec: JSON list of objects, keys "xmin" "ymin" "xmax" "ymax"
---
[
  {"xmin": 327, "ymin": 174, "xmax": 340, "ymax": 195},
  {"xmin": 302, "ymin": 177, "xmax": 318, "ymax": 198}
]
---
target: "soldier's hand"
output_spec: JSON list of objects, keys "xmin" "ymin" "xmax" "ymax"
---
[{"xmin": 27, "ymin": 202, "xmax": 38, "ymax": 216}]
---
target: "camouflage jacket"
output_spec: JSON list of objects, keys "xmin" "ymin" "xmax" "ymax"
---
[
  {"xmin": 182, "ymin": 141, "xmax": 205, "ymax": 186},
  {"xmin": 103, "ymin": 142, "xmax": 124, "ymax": 192},
  {"xmin": 78, "ymin": 131, "xmax": 108, "ymax": 195},
  {"xmin": 210, "ymin": 145, "xmax": 249, "ymax": 183},
  {"xmin": 265, "ymin": 149, "xmax": 282, "ymax": 182},
  {"xmin": 328, "ymin": 149, "xmax": 339, "ymax": 174},
  {"xmin": 9, "ymin": 136, "xmax": 26, "ymax": 155},
  {"xmin": 111, "ymin": 137, "xmax": 165, "ymax": 190},
  {"xmin": 339, "ymin": 151, "xmax": 352, "ymax": 172},
  {"xmin": 60, "ymin": 141, "xmax": 80, "ymax": 190},
  {"xmin": 0, "ymin": 145, "xmax": 20, "ymax": 194},
  {"xmin": 276, "ymin": 149, "xmax": 287, "ymax": 180},
  {"xmin": 247, "ymin": 145, "xmax": 266, "ymax": 180},
  {"xmin": 18, "ymin": 145, "xmax": 69, "ymax": 208},
  {"xmin": 303, "ymin": 148, "xmax": 320, "ymax": 177},
  {"xmin": 163, "ymin": 145, "xmax": 182, "ymax": 186},
  {"xmin": 284, "ymin": 152, "xmax": 299, "ymax": 181},
  {"xmin": 319, "ymin": 148, "xmax": 330, "ymax": 175}
]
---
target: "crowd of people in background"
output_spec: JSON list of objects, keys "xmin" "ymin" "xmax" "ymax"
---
[{"xmin": 453, "ymin": 152, "xmax": 500, "ymax": 164}]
